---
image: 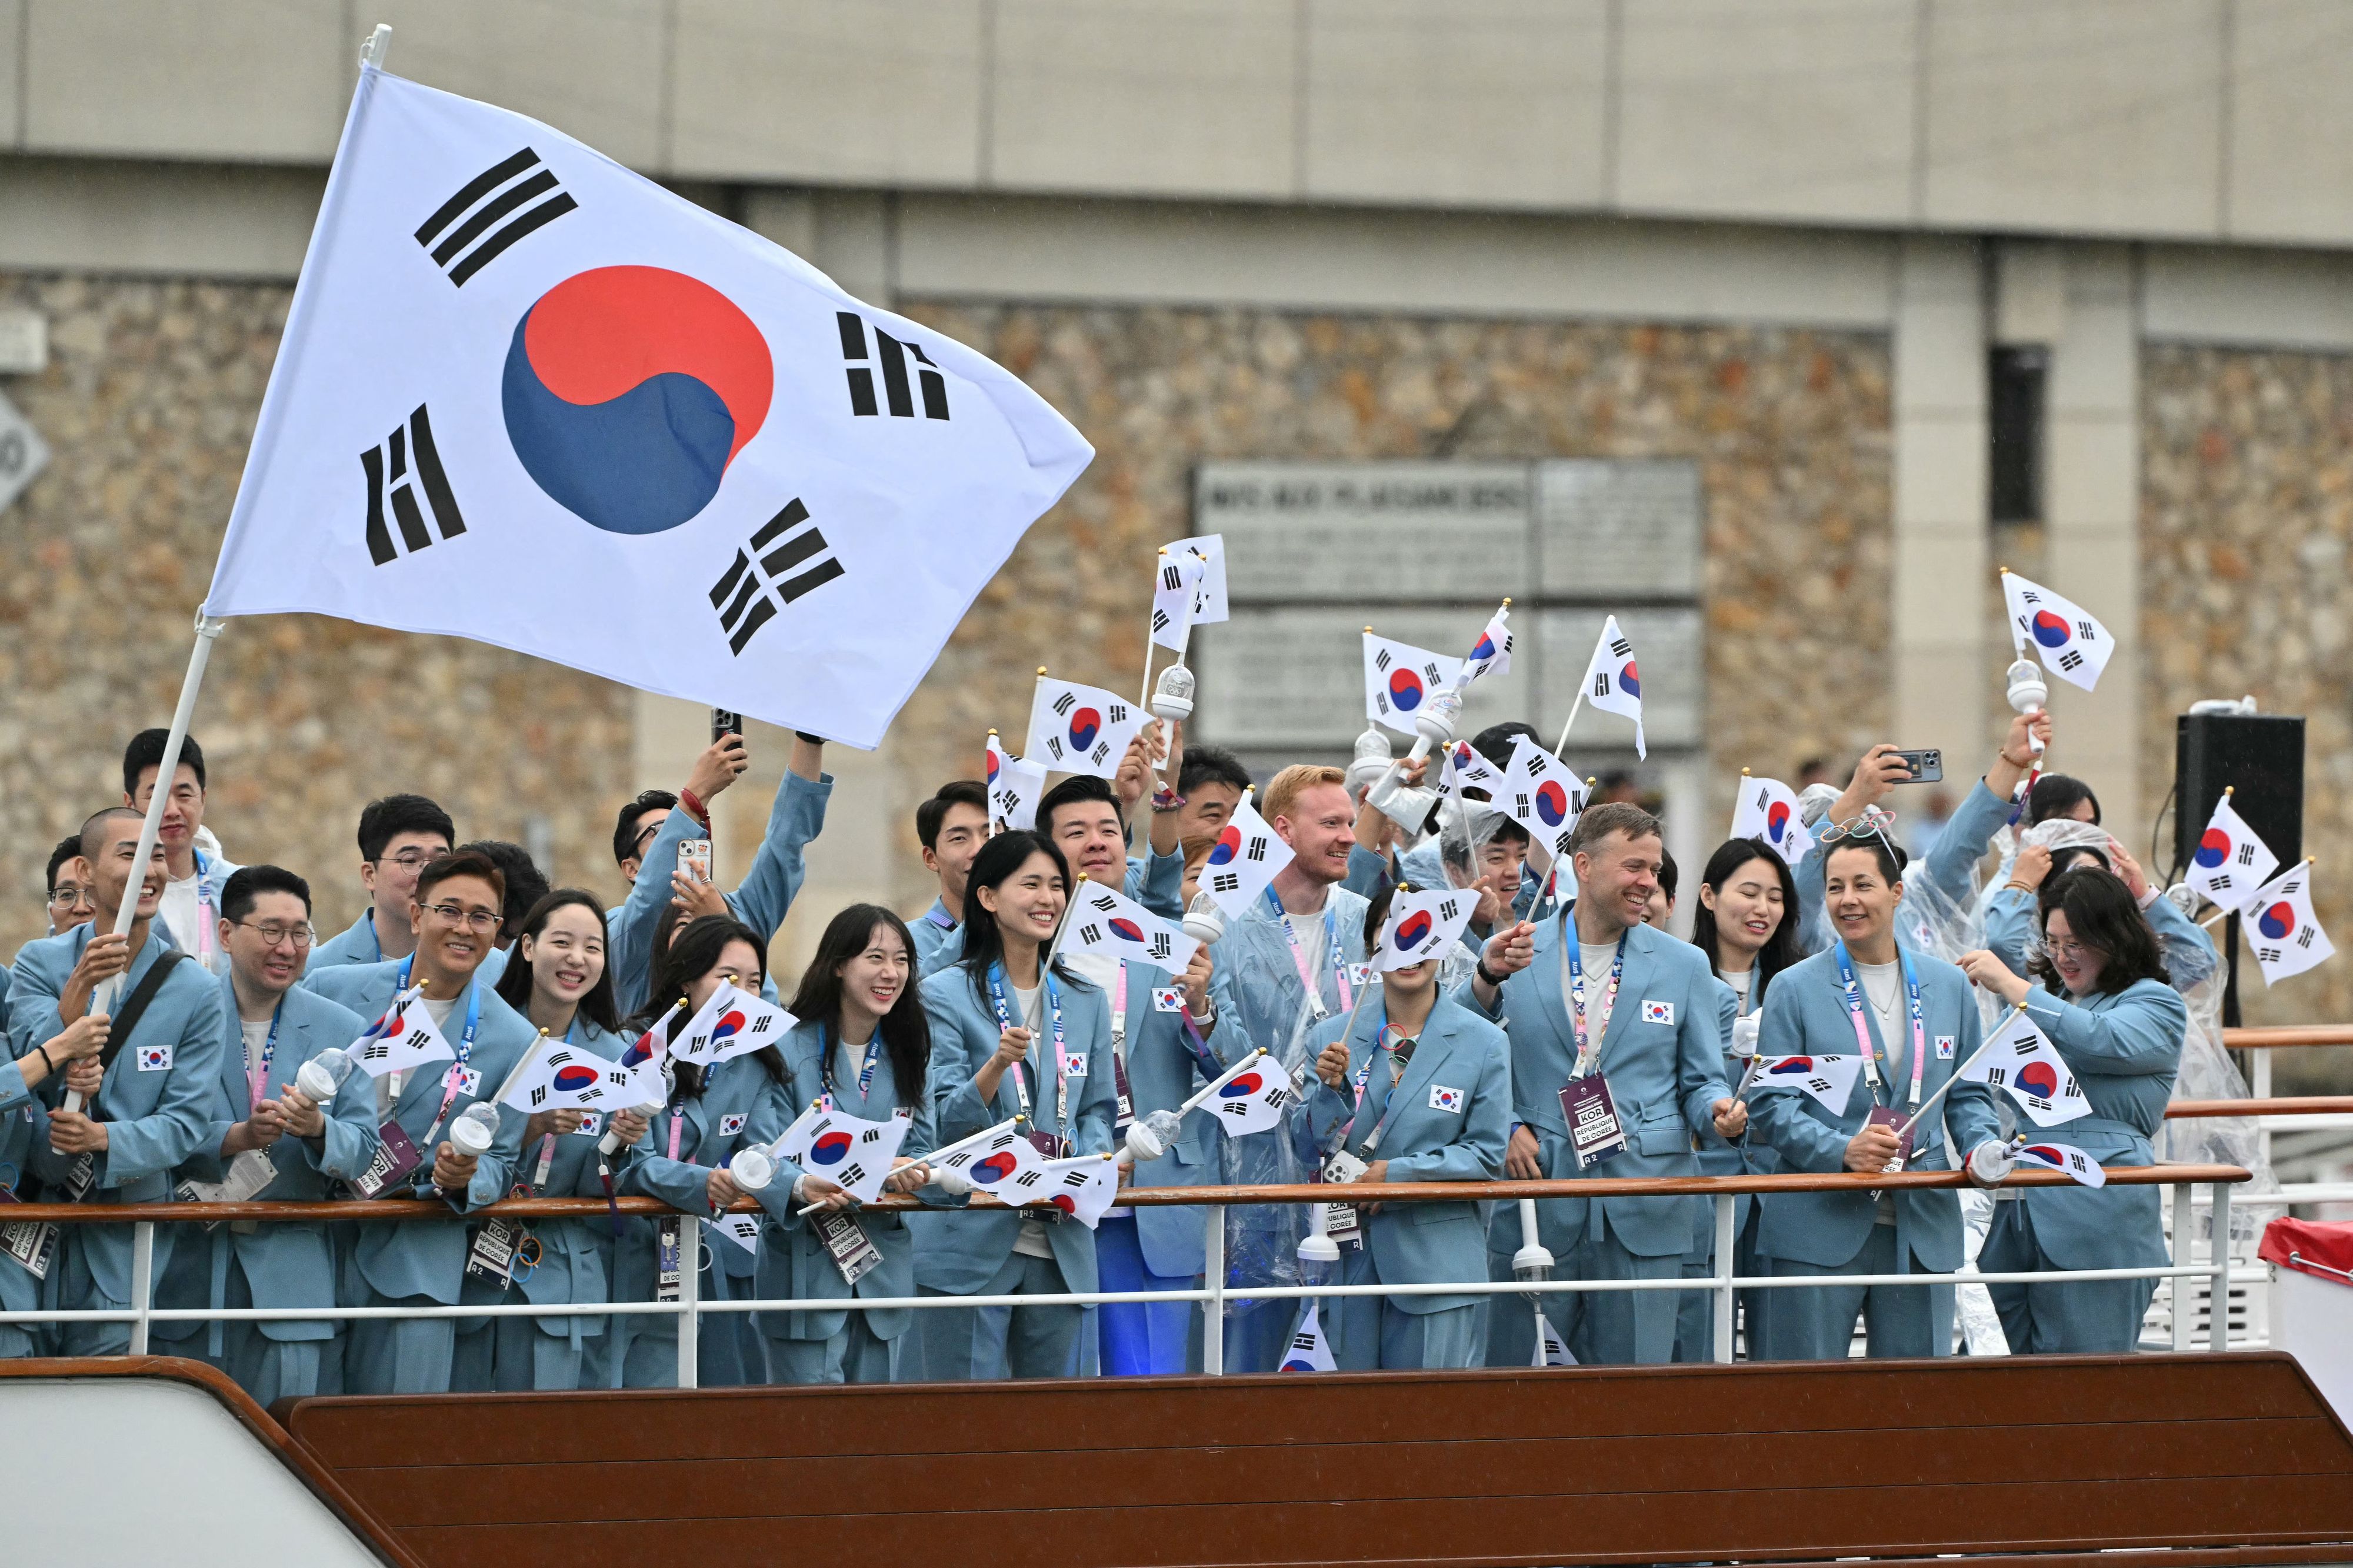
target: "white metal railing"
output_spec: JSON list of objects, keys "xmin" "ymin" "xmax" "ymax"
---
[{"xmin": 0, "ymin": 1166, "xmax": 2248, "ymax": 1387}]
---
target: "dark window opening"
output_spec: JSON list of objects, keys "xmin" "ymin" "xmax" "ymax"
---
[{"xmin": 1989, "ymin": 346, "xmax": 2047, "ymax": 523}]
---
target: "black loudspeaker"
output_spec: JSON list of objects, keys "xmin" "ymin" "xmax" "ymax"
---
[{"xmin": 2174, "ymin": 712, "xmax": 2304, "ymax": 876}]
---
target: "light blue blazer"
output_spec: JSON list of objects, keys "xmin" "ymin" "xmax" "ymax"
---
[
  {"xmin": 1114, "ymin": 957, "xmax": 1252, "ymax": 1279},
  {"xmin": 613, "ymin": 1053, "xmax": 789, "ymax": 1332},
  {"xmin": 1747, "ymin": 944, "xmax": 2002, "ymax": 1273},
  {"xmin": 1295, "ymin": 994, "xmax": 1508, "ymax": 1312},
  {"xmin": 609, "ymin": 771, "xmax": 832, "ymax": 1018},
  {"xmin": 1455, "ymin": 915, "xmax": 1732, "ymax": 1259},
  {"xmin": 0, "ymin": 1041, "xmax": 55, "ymax": 1322},
  {"xmin": 494, "ymin": 1018, "xmax": 638, "ymax": 1329},
  {"xmin": 306, "ymin": 909, "xmax": 387, "ymax": 973},
  {"xmin": 913, "ymin": 961, "xmax": 1118, "ymax": 1296},
  {"xmin": 744, "ymin": 1018, "xmax": 936, "ymax": 1343},
  {"xmin": 301, "ymin": 959, "xmax": 535, "ymax": 1303},
  {"xmin": 911, "ymin": 898, "xmax": 960, "ymax": 979},
  {"xmin": 11, "ymin": 926, "xmax": 226, "ymax": 1304},
  {"xmin": 171, "ymin": 978, "xmax": 377, "ymax": 1342},
  {"xmin": 2005, "ymin": 976, "xmax": 2184, "ymax": 1269}
]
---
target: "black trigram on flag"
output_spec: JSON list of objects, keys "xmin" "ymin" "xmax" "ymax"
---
[
  {"xmin": 414, "ymin": 148, "xmax": 578, "ymax": 287},
  {"xmin": 362, "ymin": 405, "xmax": 466, "ymax": 566},
  {"xmin": 709, "ymin": 498, "xmax": 845, "ymax": 655},
  {"xmin": 838, "ymin": 312, "xmax": 949, "ymax": 420}
]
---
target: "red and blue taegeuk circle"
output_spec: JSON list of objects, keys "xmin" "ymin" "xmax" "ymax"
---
[
  {"xmin": 1767, "ymin": 801, "xmax": 1792, "ymax": 843},
  {"xmin": 2195, "ymin": 828, "xmax": 2231, "ymax": 868},
  {"xmin": 1108, "ymin": 918, "xmax": 1145, "ymax": 945},
  {"xmin": 1220, "ymin": 1072, "xmax": 1264, "ymax": 1099},
  {"xmin": 2032, "ymin": 610, "xmax": 2071, "ymax": 649},
  {"xmin": 1388, "ymin": 668, "xmax": 1425, "ymax": 710},
  {"xmin": 1767, "ymin": 1057, "xmax": 1814, "ymax": 1076},
  {"xmin": 1535, "ymin": 779, "xmax": 1569, "ymax": 827},
  {"xmin": 1394, "ymin": 910, "xmax": 1434, "ymax": 950},
  {"xmin": 1068, "ymin": 708, "xmax": 1101, "ymax": 750},
  {"xmin": 551, "ymin": 1064, "xmax": 599, "ymax": 1095},
  {"xmin": 1618, "ymin": 660, "xmax": 1641, "ymax": 699},
  {"xmin": 2015, "ymin": 1061, "xmax": 2060, "ymax": 1097},
  {"xmin": 812, "ymin": 1131, "xmax": 854, "ymax": 1166},
  {"xmin": 1208, "ymin": 826, "xmax": 1242, "ymax": 866},
  {"xmin": 2259, "ymin": 901, "xmax": 2295, "ymax": 940},
  {"xmin": 501, "ymin": 265, "xmax": 772, "ymax": 535}
]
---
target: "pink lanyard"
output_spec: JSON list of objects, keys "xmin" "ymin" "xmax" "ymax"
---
[
  {"xmin": 243, "ymin": 1006, "xmax": 281, "ymax": 1111},
  {"xmin": 1265, "ymin": 890, "xmax": 1353, "ymax": 1015},
  {"xmin": 1835, "ymin": 943, "xmax": 1928, "ymax": 1107}
]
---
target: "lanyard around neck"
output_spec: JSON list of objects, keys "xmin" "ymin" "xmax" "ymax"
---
[
  {"xmin": 1558, "ymin": 923, "xmax": 1627, "ymax": 1076},
  {"xmin": 1834, "ymin": 942, "xmax": 1927, "ymax": 1107}
]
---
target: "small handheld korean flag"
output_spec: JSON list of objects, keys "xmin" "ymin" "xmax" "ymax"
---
[
  {"xmin": 1537, "ymin": 1318, "xmax": 1577, "ymax": 1367},
  {"xmin": 932, "ymin": 1126, "xmax": 1048, "ymax": 1199},
  {"xmin": 500, "ymin": 1044, "xmax": 648, "ymax": 1112},
  {"xmin": 1962, "ymin": 1012, "xmax": 2091, "ymax": 1126},
  {"xmin": 711, "ymin": 1212, "xmax": 764, "ymax": 1253},
  {"xmin": 1748, "ymin": 1055, "xmax": 1863, "ymax": 1112},
  {"xmin": 1364, "ymin": 632, "xmax": 1462, "ymax": 737},
  {"xmin": 1435, "ymin": 738, "xmax": 1504, "ymax": 807},
  {"xmin": 1197, "ymin": 793, "xmax": 1294, "ymax": 916},
  {"xmin": 349, "ymin": 987, "xmax": 455, "ymax": 1079},
  {"xmin": 1281, "ymin": 1302, "xmax": 1338, "ymax": 1372},
  {"xmin": 1501, "ymin": 735, "xmax": 1588, "ymax": 868},
  {"xmin": 1148, "ymin": 548, "xmax": 1208, "ymax": 654},
  {"xmin": 1578, "ymin": 615, "xmax": 1647, "ymax": 758},
  {"xmin": 1729, "ymin": 773, "xmax": 1815, "ymax": 869},
  {"xmin": 2002, "ymin": 571, "xmax": 2114, "ymax": 693},
  {"xmin": 984, "ymin": 732, "xmax": 1046, "ymax": 833},
  {"xmin": 1459, "ymin": 604, "xmax": 1513, "ymax": 685},
  {"xmin": 2009, "ymin": 1138, "xmax": 2106, "ymax": 1188},
  {"xmin": 776, "ymin": 1100, "xmax": 911, "ymax": 1205},
  {"xmin": 1375, "ymin": 886, "xmax": 1477, "ymax": 972},
  {"xmin": 1039, "ymin": 1154, "xmax": 1121, "ymax": 1229},
  {"xmin": 2245, "ymin": 861, "xmax": 2335, "ymax": 985},
  {"xmin": 674, "ymin": 980, "xmax": 794, "ymax": 1066},
  {"xmin": 1059, "ymin": 883, "xmax": 1199, "ymax": 975},
  {"xmin": 1161, "ymin": 533, "xmax": 1228, "ymax": 626},
  {"xmin": 1026, "ymin": 675, "xmax": 1146, "ymax": 779},
  {"xmin": 1208, "ymin": 1056, "xmax": 1298, "ymax": 1138},
  {"xmin": 2187, "ymin": 791, "xmax": 2279, "ymax": 911}
]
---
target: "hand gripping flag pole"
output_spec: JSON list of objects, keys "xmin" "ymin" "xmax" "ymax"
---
[{"xmin": 72, "ymin": 26, "xmax": 397, "ymax": 1115}]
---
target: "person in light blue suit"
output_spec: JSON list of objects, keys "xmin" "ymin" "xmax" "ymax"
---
[
  {"xmin": 1748, "ymin": 831, "xmax": 2009, "ymax": 1361},
  {"xmin": 302, "ymin": 850, "xmax": 535, "ymax": 1393},
  {"xmin": 607, "ymin": 732, "xmax": 831, "ymax": 1019},
  {"xmin": 1962, "ymin": 867, "xmax": 2187, "ymax": 1353},
  {"xmin": 1981, "ymin": 835, "xmax": 2218, "ymax": 993},
  {"xmin": 609, "ymin": 913, "xmax": 790, "ymax": 1387},
  {"xmin": 1035, "ymin": 771, "xmax": 1214, "ymax": 1375},
  {"xmin": 1459, "ymin": 802, "xmax": 1747, "ymax": 1367},
  {"xmin": 1676, "ymin": 839, "xmax": 1805, "ymax": 1361},
  {"xmin": 910, "ymin": 781, "xmax": 990, "ymax": 978},
  {"xmin": 449, "ymin": 890, "xmax": 649, "ymax": 1391},
  {"xmin": 1296, "ymin": 883, "xmax": 1509, "ymax": 1369},
  {"xmin": 745, "ymin": 905, "xmax": 939, "ymax": 1383},
  {"xmin": 1204, "ymin": 765, "xmax": 1372, "ymax": 1372},
  {"xmin": 12, "ymin": 809, "xmax": 228, "ymax": 1356},
  {"xmin": 913, "ymin": 831, "xmax": 1118, "ymax": 1382},
  {"xmin": 0, "ymin": 1006, "xmax": 106, "ymax": 1356},
  {"xmin": 306, "ymin": 795, "xmax": 456, "ymax": 973},
  {"xmin": 157, "ymin": 867, "xmax": 375, "ymax": 1402}
]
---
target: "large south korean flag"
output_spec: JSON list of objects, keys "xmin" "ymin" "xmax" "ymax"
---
[{"xmin": 202, "ymin": 64, "xmax": 1092, "ymax": 748}]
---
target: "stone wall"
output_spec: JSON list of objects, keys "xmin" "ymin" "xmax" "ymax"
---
[
  {"xmin": 885, "ymin": 303, "xmax": 1897, "ymax": 890},
  {"xmin": 2143, "ymin": 343, "xmax": 2353, "ymax": 1065},
  {"xmin": 0, "ymin": 272, "xmax": 635, "ymax": 962}
]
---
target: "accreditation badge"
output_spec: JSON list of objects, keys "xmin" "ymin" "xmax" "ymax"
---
[{"xmin": 1559, "ymin": 1077, "xmax": 1627, "ymax": 1169}]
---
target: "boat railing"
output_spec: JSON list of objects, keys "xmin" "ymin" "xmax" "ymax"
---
[{"xmin": 0, "ymin": 1163, "xmax": 2250, "ymax": 1387}]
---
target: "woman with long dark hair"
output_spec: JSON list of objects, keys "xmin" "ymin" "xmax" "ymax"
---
[
  {"xmin": 1958, "ymin": 866, "xmax": 2184, "ymax": 1353},
  {"xmin": 450, "ymin": 891, "xmax": 648, "ymax": 1391},
  {"xmin": 1678, "ymin": 838, "xmax": 1805, "ymax": 1360},
  {"xmin": 611, "ymin": 913, "xmax": 788, "ymax": 1387},
  {"xmin": 908, "ymin": 830, "xmax": 1117, "ymax": 1381},
  {"xmin": 749, "ymin": 904, "xmax": 936, "ymax": 1384}
]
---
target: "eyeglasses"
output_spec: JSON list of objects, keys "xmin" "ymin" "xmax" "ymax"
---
[
  {"xmin": 2045, "ymin": 936, "xmax": 2096, "ymax": 961},
  {"xmin": 1818, "ymin": 811, "xmax": 1895, "ymax": 848},
  {"xmin": 234, "ymin": 919, "xmax": 316, "ymax": 950},
  {"xmin": 46, "ymin": 885, "xmax": 94, "ymax": 911},
  {"xmin": 631, "ymin": 823, "xmax": 665, "ymax": 856},
  {"xmin": 373, "ymin": 848, "xmax": 450, "ymax": 872},
  {"xmin": 422, "ymin": 903, "xmax": 502, "ymax": 933}
]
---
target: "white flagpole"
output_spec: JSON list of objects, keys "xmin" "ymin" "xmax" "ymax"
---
[
  {"xmin": 1552, "ymin": 690, "xmax": 1586, "ymax": 760},
  {"xmin": 1176, "ymin": 1047, "xmax": 1276, "ymax": 1116},
  {"xmin": 68, "ymin": 612, "xmax": 226, "ymax": 1114},
  {"xmin": 1895, "ymin": 1002, "xmax": 2029, "ymax": 1143}
]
